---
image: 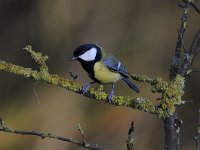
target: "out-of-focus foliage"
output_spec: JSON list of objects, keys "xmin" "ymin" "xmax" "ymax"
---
[{"xmin": 0, "ymin": 0, "xmax": 199, "ymax": 150}]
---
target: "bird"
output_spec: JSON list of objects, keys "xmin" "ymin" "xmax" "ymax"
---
[{"xmin": 69, "ymin": 44, "xmax": 139, "ymax": 102}]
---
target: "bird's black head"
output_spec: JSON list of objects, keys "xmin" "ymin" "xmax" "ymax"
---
[{"xmin": 70, "ymin": 44, "xmax": 102, "ymax": 62}]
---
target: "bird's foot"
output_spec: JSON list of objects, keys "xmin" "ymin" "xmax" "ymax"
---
[
  {"xmin": 108, "ymin": 90, "xmax": 114, "ymax": 103},
  {"xmin": 81, "ymin": 83, "xmax": 90, "ymax": 95}
]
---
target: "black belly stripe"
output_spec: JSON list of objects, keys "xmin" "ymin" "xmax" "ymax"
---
[
  {"xmin": 80, "ymin": 61, "xmax": 101, "ymax": 83},
  {"xmin": 81, "ymin": 61, "xmax": 94, "ymax": 76}
]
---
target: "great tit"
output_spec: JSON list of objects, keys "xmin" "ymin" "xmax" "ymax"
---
[{"xmin": 69, "ymin": 44, "xmax": 139, "ymax": 102}]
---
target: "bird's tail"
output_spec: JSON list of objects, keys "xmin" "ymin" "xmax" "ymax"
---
[{"xmin": 122, "ymin": 77, "xmax": 140, "ymax": 93}]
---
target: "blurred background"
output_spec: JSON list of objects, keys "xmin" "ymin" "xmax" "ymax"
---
[{"xmin": 0, "ymin": 0, "xmax": 200, "ymax": 149}]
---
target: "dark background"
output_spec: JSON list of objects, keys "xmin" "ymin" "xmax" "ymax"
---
[{"xmin": 0, "ymin": 0, "xmax": 200, "ymax": 149}]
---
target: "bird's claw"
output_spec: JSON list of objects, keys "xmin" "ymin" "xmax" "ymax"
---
[
  {"xmin": 81, "ymin": 83, "xmax": 90, "ymax": 95},
  {"xmin": 108, "ymin": 90, "xmax": 114, "ymax": 103}
]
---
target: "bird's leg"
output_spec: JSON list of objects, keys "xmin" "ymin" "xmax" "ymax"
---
[
  {"xmin": 81, "ymin": 82, "xmax": 95, "ymax": 95},
  {"xmin": 108, "ymin": 83, "xmax": 115, "ymax": 103}
]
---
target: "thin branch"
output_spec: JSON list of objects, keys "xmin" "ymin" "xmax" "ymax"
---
[
  {"xmin": 170, "ymin": 0, "xmax": 191, "ymax": 79},
  {"xmin": 77, "ymin": 123, "xmax": 87, "ymax": 146},
  {"xmin": 193, "ymin": 108, "xmax": 200, "ymax": 150},
  {"xmin": 0, "ymin": 118, "xmax": 104, "ymax": 150},
  {"xmin": 190, "ymin": 1, "xmax": 200, "ymax": 14},
  {"xmin": 182, "ymin": 0, "xmax": 200, "ymax": 14},
  {"xmin": 33, "ymin": 81, "xmax": 40, "ymax": 104},
  {"xmin": 130, "ymin": 74, "xmax": 157, "ymax": 85},
  {"xmin": 126, "ymin": 121, "xmax": 135, "ymax": 150},
  {"xmin": 180, "ymin": 28, "xmax": 200, "ymax": 76},
  {"xmin": 23, "ymin": 45, "xmax": 49, "ymax": 73},
  {"xmin": 69, "ymin": 71, "xmax": 78, "ymax": 81}
]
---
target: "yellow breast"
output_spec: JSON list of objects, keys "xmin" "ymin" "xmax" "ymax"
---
[{"xmin": 94, "ymin": 62, "xmax": 121, "ymax": 84}]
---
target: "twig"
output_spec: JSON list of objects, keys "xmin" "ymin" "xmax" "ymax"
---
[
  {"xmin": 190, "ymin": 1, "xmax": 200, "ymax": 14},
  {"xmin": 170, "ymin": 0, "xmax": 191, "ymax": 79},
  {"xmin": 180, "ymin": 29, "xmax": 200, "ymax": 76},
  {"xmin": 193, "ymin": 108, "xmax": 200, "ymax": 150},
  {"xmin": 182, "ymin": 0, "xmax": 200, "ymax": 14},
  {"xmin": 0, "ymin": 118, "xmax": 104, "ymax": 150},
  {"xmin": 126, "ymin": 121, "xmax": 135, "ymax": 150},
  {"xmin": 130, "ymin": 74, "xmax": 156, "ymax": 85},
  {"xmin": 69, "ymin": 72, "xmax": 78, "ymax": 81},
  {"xmin": 77, "ymin": 123, "xmax": 87, "ymax": 146},
  {"xmin": 33, "ymin": 81, "xmax": 40, "ymax": 104},
  {"xmin": 23, "ymin": 45, "xmax": 49, "ymax": 73}
]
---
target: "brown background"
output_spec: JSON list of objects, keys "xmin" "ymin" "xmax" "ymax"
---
[{"xmin": 0, "ymin": 0, "xmax": 200, "ymax": 149}]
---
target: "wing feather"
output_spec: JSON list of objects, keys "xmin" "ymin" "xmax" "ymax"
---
[{"xmin": 101, "ymin": 48, "xmax": 129, "ymax": 77}]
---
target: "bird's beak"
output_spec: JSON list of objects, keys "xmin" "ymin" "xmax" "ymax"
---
[{"xmin": 69, "ymin": 57, "xmax": 77, "ymax": 61}]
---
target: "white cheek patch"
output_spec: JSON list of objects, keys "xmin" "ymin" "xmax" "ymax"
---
[{"xmin": 79, "ymin": 47, "xmax": 97, "ymax": 61}]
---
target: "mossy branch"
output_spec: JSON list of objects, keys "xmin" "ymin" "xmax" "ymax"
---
[
  {"xmin": 0, "ymin": 45, "xmax": 185, "ymax": 118},
  {"xmin": 23, "ymin": 45, "xmax": 49, "ymax": 73}
]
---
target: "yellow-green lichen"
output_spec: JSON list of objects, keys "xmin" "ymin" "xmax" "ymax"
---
[
  {"xmin": 45, "ymin": 74, "xmax": 60, "ymax": 85},
  {"xmin": 31, "ymin": 71, "xmax": 41, "ymax": 80},
  {"xmin": 153, "ymin": 78, "xmax": 169, "ymax": 92},
  {"xmin": 65, "ymin": 82, "xmax": 80, "ymax": 92},
  {"xmin": 24, "ymin": 45, "xmax": 48, "ymax": 73},
  {"xmin": 134, "ymin": 97, "xmax": 156, "ymax": 113},
  {"xmin": 90, "ymin": 88, "xmax": 108, "ymax": 100},
  {"xmin": 96, "ymin": 85, "xmax": 104, "ymax": 92},
  {"xmin": 131, "ymin": 74, "xmax": 155, "ymax": 84},
  {"xmin": 113, "ymin": 96, "xmax": 132, "ymax": 106},
  {"xmin": 0, "ymin": 61, "xmax": 33, "ymax": 78},
  {"xmin": 24, "ymin": 45, "xmax": 48, "ymax": 62},
  {"xmin": 41, "ymin": 132, "xmax": 57, "ymax": 139},
  {"xmin": 137, "ymin": 75, "xmax": 149, "ymax": 82},
  {"xmin": 158, "ymin": 75, "xmax": 185, "ymax": 118}
]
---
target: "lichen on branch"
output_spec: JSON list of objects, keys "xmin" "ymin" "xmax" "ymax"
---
[{"xmin": 0, "ymin": 45, "xmax": 185, "ymax": 118}]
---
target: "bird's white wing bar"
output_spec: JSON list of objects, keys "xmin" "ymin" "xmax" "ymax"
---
[{"xmin": 117, "ymin": 62, "xmax": 121, "ymax": 71}]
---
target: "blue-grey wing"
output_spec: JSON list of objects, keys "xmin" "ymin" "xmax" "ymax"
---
[{"xmin": 103, "ymin": 55, "xmax": 129, "ymax": 77}]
